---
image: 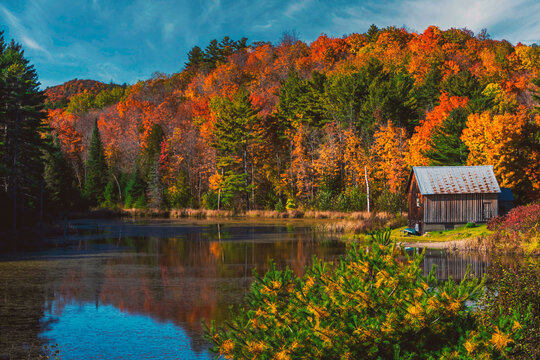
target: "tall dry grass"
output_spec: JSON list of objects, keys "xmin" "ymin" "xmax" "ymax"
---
[{"xmin": 314, "ymin": 213, "xmax": 406, "ymax": 234}]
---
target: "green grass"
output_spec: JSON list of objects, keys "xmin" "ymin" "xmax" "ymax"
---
[{"xmin": 389, "ymin": 224, "xmax": 492, "ymax": 243}]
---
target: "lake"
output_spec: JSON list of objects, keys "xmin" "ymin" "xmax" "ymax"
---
[{"xmin": 0, "ymin": 219, "xmax": 492, "ymax": 359}]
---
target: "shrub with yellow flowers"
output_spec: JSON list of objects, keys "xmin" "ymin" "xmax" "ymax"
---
[{"xmin": 205, "ymin": 231, "xmax": 525, "ymax": 359}]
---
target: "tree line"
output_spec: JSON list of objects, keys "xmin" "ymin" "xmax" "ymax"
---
[{"xmin": 3, "ymin": 25, "xmax": 540, "ymax": 230}]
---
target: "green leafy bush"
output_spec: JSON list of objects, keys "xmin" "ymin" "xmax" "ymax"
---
[
  {"xmin": 479, "ymin": 257, "xmax": 539, "ymax": 359},
  {"xmin": 315, "ymin": 189, "xmax": 334, "ymax": 211},
  {"xmin": 274, "ymin": 198, "xmax": 285, "ymax": 212},
  {"xmin": 206, "ymin": 232, "xmax": 524, "ymax": 359},
  {"xmin": 347, "ymin": 186, "xmax": 367, "ymax": 212},
  {"xmin": 375, "ymin": 189, "xmax": 405, "ymax": 213},
  {"xmin": 202, "ymin": 191, "xmax": 219, "ymax": 210}
]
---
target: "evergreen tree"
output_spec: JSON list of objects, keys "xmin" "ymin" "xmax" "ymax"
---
[
  {"xmin": 210, "ymin": 90, "xmax": 260, "ymax": 210},
  {"xmin": 0, "ymin": 33, "xmax": 47, "ymax": 229},
  {"xmin": 424, "ymin": 108, "xmax": 469, "ymax": 166},
  {"xmin": 234, "ymin": 37, "xmax": 249, "ymax": 51},
  {"xmin": 360, "ymin": 67, "xmax": 418, "ymax": 135},
  {"xmin": 43, "ymin": 134, "xmax": 80, "ymax": 212},
  {"xmin": 365, "ymin": 24, "xmax": 380, "ymax": 42},
  {"xmin": 414, "ymin": 65, "xmax": 442, "ymax": 112},
  {"xmin": 147, "ymin": 155, "xmax": 163, "ymax": 208},
  {"xmin": 219, "ymin": 36, "xmax": 236, "ymax": 59},
  {"xmin": 532, "ymin": 74, "xmax": 540, "ymax": 113},
  {"xmin": 277, "ymin": 71, "xmax": 327, "ymax": 130},
  {"xmin": 124, "ymin": 160, "xmax": 146, "ymax": 209},
  {"xmin": 185, "ymin": 46, "xmax": 205, "ymax": 69},
  {"xmin": 141, "ymin": 123, "xmax": 164, "ymax": 181},
  {"xmin": 83, "ymin": 120, "xmax": 107, "ymax": 205},
  {"xmin": 441, "ymin": 70, "xmax": 490, "ymax": 112},
  {"xmin": 325, "ymin": 70, "xmax": 370, "ymax": 127},
  {"xmin": 204, "ymin": 39, "xmax": 221, "ymax": 68}
]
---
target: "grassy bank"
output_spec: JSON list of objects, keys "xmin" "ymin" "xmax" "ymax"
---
[{"xmin": 390, "ymin": 224, "xmax": 491, "ymax": 243}]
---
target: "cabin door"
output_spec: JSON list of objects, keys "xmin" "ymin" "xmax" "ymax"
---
[{"xmin": 482, "ymin": 202, "xmax": 492, "ymax": 221}]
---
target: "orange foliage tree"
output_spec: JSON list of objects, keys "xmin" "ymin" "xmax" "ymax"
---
[{"xmin": 407, "ymin": 93, "xmax": 469, "ymax": 166}]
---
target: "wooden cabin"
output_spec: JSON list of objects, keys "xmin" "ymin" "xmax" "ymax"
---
[{"xmin": 406, "ymin": 166, "xmax": 501, "ymax": 234}]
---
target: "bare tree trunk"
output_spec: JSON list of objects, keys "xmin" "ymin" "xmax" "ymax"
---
[
  {"xmin": 365, "ymin": 166, "xmax": 370, "ymax": 213},
  {"xmin": 113, "ymin": 173, "xmax": 122, "ymax": 202},
  {"xmin": 243, "ymin": 147, "xmax": 249, "ymax": 211}
]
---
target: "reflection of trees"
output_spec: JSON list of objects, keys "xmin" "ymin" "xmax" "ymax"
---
[
  {"xmin": 0, "ymin": 261, "xmax": 55, "ymax": 358},
  {"xmin": 1, "ymin": 221, "xmax": 514, "ymax": 357},
  {"xmin": 52, "ymin": 225, "xmax": 346, "ymax": 353}
]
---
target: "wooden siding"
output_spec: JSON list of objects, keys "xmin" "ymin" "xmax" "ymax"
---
[
  {"xmin": 407, "ymin": 174, "xmax": 423, "ymax": 228},
  {"xmin": 423, "ymin": 193, "xmax": 498, "ymax": 223}
]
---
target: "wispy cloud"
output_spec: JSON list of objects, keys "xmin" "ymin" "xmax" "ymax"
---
[
  {"xmin": 285, "ymin": 0, "xmax": 312, "ymax": 17},
  {"xmin": 331, "ymin": 0, "xmax": 540, "ymax": 44},
  {"xmin": 0, "ymin": 5, "xmax": 51, "ymax": 57},
  {"xmin": 1, "ymin": 0, "xmax": 539, "ymax": 89}
]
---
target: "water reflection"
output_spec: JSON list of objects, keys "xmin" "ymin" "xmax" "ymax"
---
[{"xmin": 0, "ymin": 220, "xmax": 499, "ymax": 359}]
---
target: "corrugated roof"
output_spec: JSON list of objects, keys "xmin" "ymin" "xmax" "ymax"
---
[{"xmin": 411, "ymin": 166, "xmax": 501, "ymax": 195}]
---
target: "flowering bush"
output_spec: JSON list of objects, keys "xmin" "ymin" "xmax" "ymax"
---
[{"xmin": 206, "ymin": 232, "xmax": 524, "ymax": 359}]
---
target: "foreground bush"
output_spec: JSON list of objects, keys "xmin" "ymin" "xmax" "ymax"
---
[
  {"xmin": 206, "ymin": 233, "xmax": 524, "ymax": 359},
  {"xmin": 479, "ymin": 257, "xmax": 539, "ymax": 359},
  {"xmin": 487, "ymin": 203, "xmax": 540, "ymax": 254}
]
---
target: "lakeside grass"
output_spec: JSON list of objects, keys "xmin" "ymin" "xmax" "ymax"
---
[{"xmin": 390, "ymin": 224, "xmax": 491, "ymax": 243}]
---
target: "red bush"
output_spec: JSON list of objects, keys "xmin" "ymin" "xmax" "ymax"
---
[{"xmin": 487, "ymin": 203, "xmax": 540, "ymax": 233}]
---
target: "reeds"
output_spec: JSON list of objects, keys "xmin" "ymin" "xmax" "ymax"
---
[{"xmin": 313, "ymin": 213, "xmax": 406, "ymax": 234}]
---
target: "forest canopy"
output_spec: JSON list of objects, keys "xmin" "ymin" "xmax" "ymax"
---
[{"xmin": 43, "ymin": 26, "xmax": 540, "ymax": 212}]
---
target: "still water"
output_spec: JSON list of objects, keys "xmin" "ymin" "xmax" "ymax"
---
[{"xmin": 0, "ymin": 219, "xmax": 491, "ymax": 359}]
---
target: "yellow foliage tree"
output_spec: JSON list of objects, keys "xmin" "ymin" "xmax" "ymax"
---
[
  {"xmin": 461, "ymin": 109, "xmax": 539, "ymax": 198},
  {"xmin": 372, "ymin": 121, "xmax": 409, "ymax": 194}
]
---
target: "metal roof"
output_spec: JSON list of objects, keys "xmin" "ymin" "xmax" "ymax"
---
[{"xmin": 410, "ymin": 166, "xmax": 501, "ymax": 195}]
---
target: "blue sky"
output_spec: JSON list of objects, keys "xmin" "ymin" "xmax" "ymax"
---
[{"xmin": 1, "ymin": 0, "xmax": 539, "ymax": 89}]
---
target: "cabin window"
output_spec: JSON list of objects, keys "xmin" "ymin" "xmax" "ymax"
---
[{"xmin": 416, "ymin": 198, "xmax": 421, "ymax": 207}]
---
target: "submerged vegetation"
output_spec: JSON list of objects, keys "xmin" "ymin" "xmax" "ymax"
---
[{"xmin": 206, "ymin": 231, "xmax": 531, "ymax": 359}]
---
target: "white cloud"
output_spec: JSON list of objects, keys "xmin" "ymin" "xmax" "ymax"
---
[
  {"xmin": 285, "ymin": 0, "xmax": 312, "ymax": 17},
  {"xmin": 331, "ymin": 0, "xmax": 540, "ymax": 44}
]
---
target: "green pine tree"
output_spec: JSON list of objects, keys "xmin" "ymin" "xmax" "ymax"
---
[
  {"xmin": 43, "ymin": 134, "xmax": 80, "ymax": 212},
  {"xmin": 124, "ymin": 160, "xmax": 146, "ymax": 208},
  {"xmin": 185, "ymin": 46, "xmax": 205, "ymax": 69},
  {"xmin": 424, "ymin": 108, "xmax": 469, "ymax": 166},
  {"xmin": 277, "ymin": 71, "xmax": 328, "ymax": 130},
  {"xmin": 0, "ymin": 32, "xmax": 47, "ymax": 229},
  {"xmin": 83, "ymin": 120, "xmax": 107, "ymax": 205},
  {"xmin": 532, "ymin": 74, "xmax": 540, "ymax": 113},
  {"xmin": 210, "ymin": 89, "xmax": 260, "ymax": 210}
]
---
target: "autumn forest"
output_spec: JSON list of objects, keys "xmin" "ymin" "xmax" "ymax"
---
[{"xmin": 2, "ymin": 25, "xmax": 540, "ymax": 225}]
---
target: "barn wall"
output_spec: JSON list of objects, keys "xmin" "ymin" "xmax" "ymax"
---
[
  {"xmin": 407, "ymin": 174, "xmax": 423, "ymax": 229},
  {"xmin": 424, "ymin": 194, "xmax": 498, "ymax": 224}
]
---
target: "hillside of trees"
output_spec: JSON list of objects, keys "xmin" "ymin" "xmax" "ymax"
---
[{"xmin": 12, "ymin": 26, "xmax": 540, "ymax": 219}]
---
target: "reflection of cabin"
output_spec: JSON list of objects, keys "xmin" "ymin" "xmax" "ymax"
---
[
  {"xmin": 498, "ymin": 188, "xmax": 514, "ymax": 216},
  {"xmin": 406, "ymin": 166, "xmax": 500, "ymax": 234}
]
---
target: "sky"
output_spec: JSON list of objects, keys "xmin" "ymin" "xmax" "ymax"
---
[{"xmin": 1, "ymin": 0, "xmax": 540, "ymax": 89}]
